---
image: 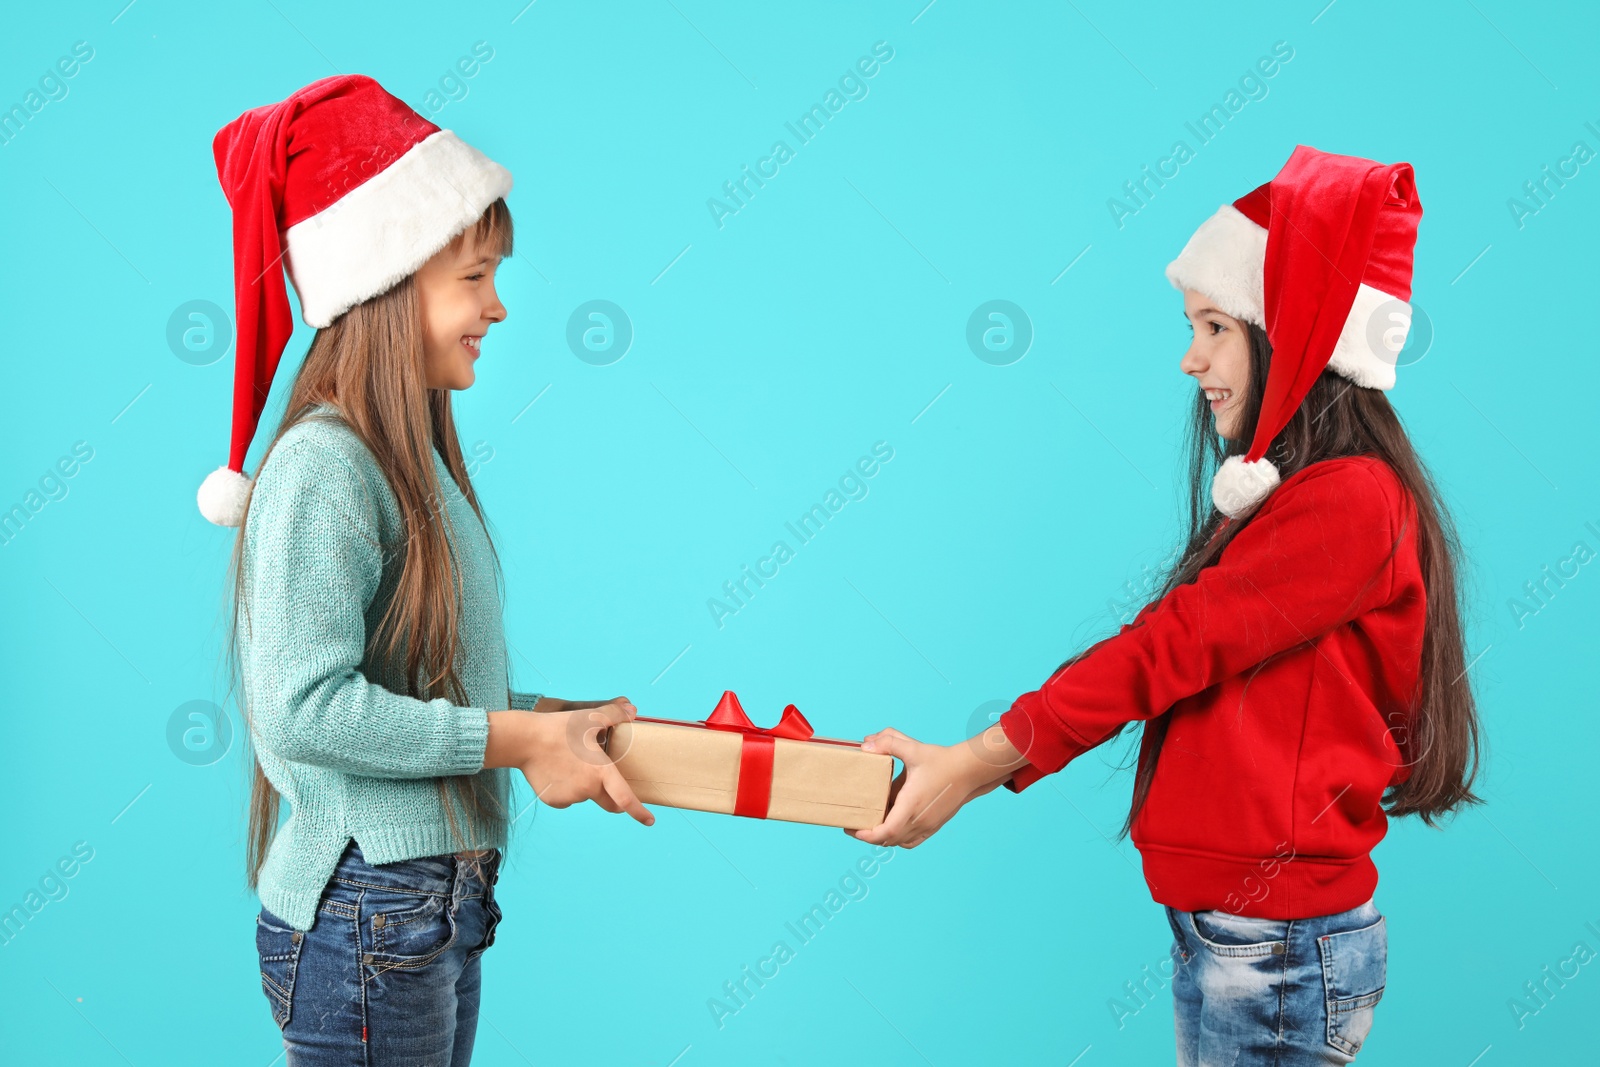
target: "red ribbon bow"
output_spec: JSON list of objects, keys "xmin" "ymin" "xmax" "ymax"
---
[{"xmin": 703, "ymin": 691, "xmax": 812, "ymax": 819}]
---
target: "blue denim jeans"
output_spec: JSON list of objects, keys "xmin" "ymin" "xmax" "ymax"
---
[
  {"xmin": 1165, "ymin": 898, "xmax": 1386, "ymax": 1065},
  {"xmin": 255, "ymin": 840, "xmax": 504, "ymax": 1066}
]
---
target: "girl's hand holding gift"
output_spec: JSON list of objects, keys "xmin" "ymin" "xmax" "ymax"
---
[
  {"xmin": 484, "ymin": 697, "xmax": 657, "ymax": 827},
  {"xmin": 847, "ymin": 725, "xmax": 1031, "ymax": 848}
]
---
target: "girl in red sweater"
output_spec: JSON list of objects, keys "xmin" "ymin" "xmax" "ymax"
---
[{"xmin": 853, "ymin": 146, "xmax": 1482, "ymax": 1065}]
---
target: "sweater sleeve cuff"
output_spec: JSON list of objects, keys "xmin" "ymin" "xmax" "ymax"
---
[
  {"xmin": 445, "ymin": 704, "xmax": 491, "ymax": 774},
  {"xmin": 508, "ymin": 690, "xmax": 545, "ymax": 711},
  {"xmin": 998, "ymin": 691, "xmax": 1096, "ymax": 794}
]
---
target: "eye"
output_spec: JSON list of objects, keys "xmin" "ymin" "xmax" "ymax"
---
[
  {"xmin": 1208, "ymin": 321, "xmax": 1225, "ymax": 335},
  {"xmin": 467, "ymin": 272, "xmax": 485, "ymax": 281}
]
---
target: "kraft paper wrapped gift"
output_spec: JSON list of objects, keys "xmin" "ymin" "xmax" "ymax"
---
[{"xmin": 602, "ymin": 691, "xmax": 893, "ymax": 830}]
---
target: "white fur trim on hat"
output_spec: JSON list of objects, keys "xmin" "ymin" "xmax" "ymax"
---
[
  {"xmin": 1211, "ymin": 455, "xmax": 1281, "ymax": 519},
  {"xmin": 198, "ymin": 465, "xmax": 253, "ymax": 527},
  {"xmin": 1327, "ymin": 283, "xmax": 1406, "ymax": 390},
  {"xmin": 1167, "ymin": 207, "xmax": 1408, "ymax": 392},
  {"xmin": 284, "ymin": 129, "xmax": 513, "ymax": 329},
  {"xmin": 1165, "ymin": 204, "xmax": 1267, "ymax": 327}
]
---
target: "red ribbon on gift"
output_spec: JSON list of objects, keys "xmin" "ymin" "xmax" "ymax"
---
[
  {"xmin": 706, "ymin": 690, "xmax": 809, "ymax": 819},
  {"xmin": 635, "ymin": 691, "xmax": 861, "ymax": 820}
]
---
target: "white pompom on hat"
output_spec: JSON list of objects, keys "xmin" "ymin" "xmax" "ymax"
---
[
  {"xmin": 198, "ymin": 74, "xmax": 512, "ymax": 526},
  {"xmin": 1164, "ymin": 144, "xmax": 1423, "ymax": 519}
]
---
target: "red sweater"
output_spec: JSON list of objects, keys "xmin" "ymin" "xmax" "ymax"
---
[{"xmin": 999, "ymin": 455, "xmax": 1425, "ymax": 919}]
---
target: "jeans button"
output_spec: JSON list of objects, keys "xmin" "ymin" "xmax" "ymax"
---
[{"xmin": 1272, "ymin": 943, "xmax": 1286, "ymax": 955}]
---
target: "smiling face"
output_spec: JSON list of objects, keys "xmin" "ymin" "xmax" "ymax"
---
[
  {"xmin": 414, "ymin": 229, "xmax": 507, "ymax": 391},
  {"xmin": 1179, "ymin": 288, "xmax": 1252, "ymax": 441}
]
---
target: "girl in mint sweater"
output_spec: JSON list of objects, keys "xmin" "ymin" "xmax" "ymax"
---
[{"xmin": 206, "ymin": 76, "xmax": 653, "ymax": 1064}]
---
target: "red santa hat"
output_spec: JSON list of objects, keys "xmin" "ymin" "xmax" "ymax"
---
[
  {"xmin": 1164, "ymin": 144, "xmax": 1422, "ymax": 519},
  {"xmin": 197, "ymin": 74, "xmax": 512, "ymax": 526}
]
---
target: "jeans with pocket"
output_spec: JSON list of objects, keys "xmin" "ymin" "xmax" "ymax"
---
[
  {"xmin": 1165, "ymin": 898, "xmax": 1386, "ymax": 1065},
  {"xmin": 255, "ymin": 839, "xmax": 504, "ymax": 1066}
]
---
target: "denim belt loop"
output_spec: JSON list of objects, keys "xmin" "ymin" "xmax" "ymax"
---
[
  {"xmin": 486, "ymin": 848, "xmax": 501, "ymax": 889},
  {"xmin": 450, "ymin": 848, "xmax": 499, "ymax": 896},
  {"xmin": 451, "ymin": 854, "xmax": 471, "ymax": 905}
]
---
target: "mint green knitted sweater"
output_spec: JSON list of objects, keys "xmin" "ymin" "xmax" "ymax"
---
[{"xmin": 240, "ymin": 403, "xmax": 541, "ymax": 931}]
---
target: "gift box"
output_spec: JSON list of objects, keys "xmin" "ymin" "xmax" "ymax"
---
[{"xmin": 603, "ymin": 691, "xmax": 893, "ymax": 830}]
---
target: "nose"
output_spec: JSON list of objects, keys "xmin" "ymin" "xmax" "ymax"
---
[
  {"xmin": 485, "ymin": 279, "xmax": 507, "ymax": 324},
  {"xmin": 1179, "ymin": 337, "xmax": 1206, "ymax": 377}
]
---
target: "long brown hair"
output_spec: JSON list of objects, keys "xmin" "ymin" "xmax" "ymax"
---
[
  {"xmin": 1085, "ymin": 320, "xmax": 1482, "ymax": 838},
  {"xmin": 222, "ymin": 198, "xmax": 516, "ymax": 889}
]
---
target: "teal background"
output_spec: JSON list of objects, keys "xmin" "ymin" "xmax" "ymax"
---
[{"xmin": 2, "ymin": 1, "xmax": 1597, "ymax": 1063}]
